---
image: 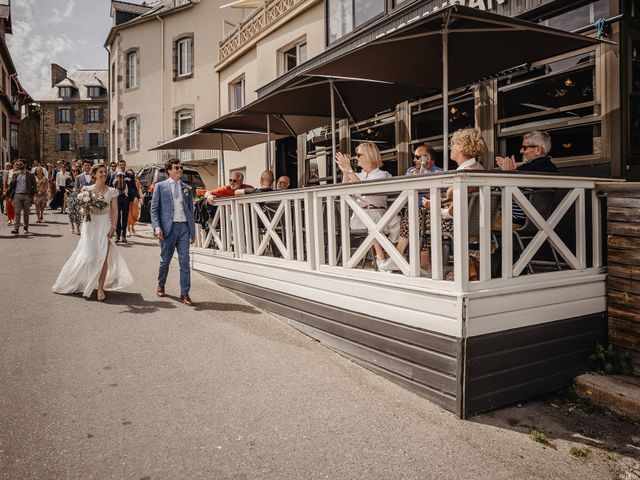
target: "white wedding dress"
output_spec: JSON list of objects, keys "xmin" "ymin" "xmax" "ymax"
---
[{"xmin": 52, "ymin": 186, "xmax": 133, "ymax": 298}]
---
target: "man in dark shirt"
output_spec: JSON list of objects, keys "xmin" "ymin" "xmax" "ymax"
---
[
  {"xmin": 495, "ymin": 130, "xmax": 558, "ymax": 173},
  {"xmin": 494, "ymin": 130, "xmax": 558, "ymax": 227}
]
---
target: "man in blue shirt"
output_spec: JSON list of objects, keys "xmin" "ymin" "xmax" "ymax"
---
[{"xmin": 406, "ymin": 144, "xmax": 443, "ymax": 176}]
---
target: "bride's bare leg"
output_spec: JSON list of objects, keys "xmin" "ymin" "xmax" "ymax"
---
[{"xmin": 97, "ymin": 242, "xmax": 111, "ymax": 300}]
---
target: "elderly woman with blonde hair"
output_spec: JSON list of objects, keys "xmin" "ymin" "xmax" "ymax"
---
[
  {"xmin": 378, "ymin": 128, "xmax": 485, "ymax": 274},
  {"xmin": 335, "ymin": 142, "xmax": 401, "ymax": 270}
]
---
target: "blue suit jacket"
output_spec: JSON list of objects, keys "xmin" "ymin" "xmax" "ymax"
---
[{"xmin": 150, "ymin": 179, "xmax": 196, "ymax": 238}]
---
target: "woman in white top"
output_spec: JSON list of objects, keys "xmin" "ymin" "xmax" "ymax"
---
[
  {"xmin": 335, "ymin": 142, "xmax": 401, "ymax": 270},
  {"xmin": 52, "ymin": 164, "xmax": 133, "ymax": 301}
]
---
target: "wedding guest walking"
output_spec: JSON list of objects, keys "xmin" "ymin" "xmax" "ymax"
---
[
  {"xmin": 51, "ymin": 161, "xmax": 69, "ymax": 213},
  {"xmin": 52, "ymin": 164, "xmax": 133, "ymax": 301},
  {"xmin": 151, "ymin": 158, "xmax": 196, "ymax": 306},
  {"xmin": 67, "ymin": 167, "xmax": 82, "ymax": 235},
  {"xmin": 75, "ymin": 159, "xmax": 94, "ymax": 189},
  {"xmin": 126, "ymin": 169, "xmax": 141, "ymax": 236},
  {"xmin": 7, "ymin": 159, "xmax": 36, "ymax": 235},
  {"xmin": 33, "ymin": 166, "xmax": 48, "ymax": 223},
  {"xmin": 2, "ymin": 161, "xmax": 15, "ymax": 225}
]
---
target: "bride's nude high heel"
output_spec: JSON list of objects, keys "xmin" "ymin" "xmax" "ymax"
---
[{"xmin": 97, "ymin": 290, "xmax": 106, "ymax": 302}]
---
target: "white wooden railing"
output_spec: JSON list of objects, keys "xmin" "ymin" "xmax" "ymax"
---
[{"xmin": 195, "ymin": 172, "xmax": 614, "ymax": 294}]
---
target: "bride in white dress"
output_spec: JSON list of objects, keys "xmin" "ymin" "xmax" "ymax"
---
[{"xmin": 52, "ymin": 164, "xmax": 133, "ymax": 301}]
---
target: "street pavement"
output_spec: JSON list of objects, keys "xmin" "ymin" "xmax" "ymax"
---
[{"xmin": 1, "ymin": 209, "xmax": 639, "ymax": 480}]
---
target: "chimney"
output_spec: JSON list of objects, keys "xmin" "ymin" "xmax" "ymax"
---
[{"xmin": 51, "ymin": 63, "xmax": 67, "ymax": 87}]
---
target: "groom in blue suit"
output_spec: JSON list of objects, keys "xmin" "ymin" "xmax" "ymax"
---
[{"xmin": 150, "ymin": 158, "xmax": 196, "ymax": 305}]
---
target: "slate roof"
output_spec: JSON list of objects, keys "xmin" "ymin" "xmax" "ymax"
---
[{"xmin": 40, "ymin": 70, "xmax": 109, "ymax": 102}]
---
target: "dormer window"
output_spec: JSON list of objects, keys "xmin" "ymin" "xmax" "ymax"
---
[
  {"xmin": 59, "ymin": 87, "xmax": 72, "ymax": 98},
  {"xmin": 87, "ymin": 86, "xmax": 102, "ymax": 98}
]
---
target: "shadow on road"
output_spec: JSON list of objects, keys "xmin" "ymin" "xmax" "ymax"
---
[
  {"xmin": 471, "ymin": 391, "xmax": 640, "ymax": 460},
  {"xmin": 99, "ymin": 291, "xmax": 179, "ymax": 314},
  {"xmin": 157, "ymin": 294, "xmax": 262, "ymax": 314}
]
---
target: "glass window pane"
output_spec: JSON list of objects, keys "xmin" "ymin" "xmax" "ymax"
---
[
  {"xmin": 354, "ymin": 0, "xmax": 384, "ymax": 27},
  {"xmin": 328, "ymin": 0, "xmax": 353, "ymax": 44},
  {"xmin": 411, "ymin": 97, "xmax": 474, "ymax": 140},
  {"xmin": 499, "ymin": 123, "xmax": 600, "ymax": 159},
  {"xmin": 499, "ymin": 66, "xmax": 594, "ymax": 120}
]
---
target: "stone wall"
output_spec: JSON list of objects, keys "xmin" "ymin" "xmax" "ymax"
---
[{"xmin": 41, "ymin": 101, "xmax": 109, "ymax": 164}]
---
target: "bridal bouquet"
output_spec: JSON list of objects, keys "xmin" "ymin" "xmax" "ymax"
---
[{"xmin": 76, "ymin": 188, "xmax": 108, "ymax": 222}]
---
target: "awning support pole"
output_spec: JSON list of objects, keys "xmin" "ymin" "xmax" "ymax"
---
[
  {"xmin": 442, "ymin": 29, "xmax": 449, "ymax": 171},
  {"xmin": 330, "ymin": 79, "xmax": 337, "ymax": 184},
  {"xmin": 219, "ymin": 134, "xmax": 226, "ymax": 187},
  {"xmin": 266, "ymin": 114, "xmax": 271, "ymax": 172}
]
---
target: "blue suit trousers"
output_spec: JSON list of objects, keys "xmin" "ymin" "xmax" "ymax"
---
[{"xmin": 158, "ymin": 222, "xmax": 191, "ymax": 296}]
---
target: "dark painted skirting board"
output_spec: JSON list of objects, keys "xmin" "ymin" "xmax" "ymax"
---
[
  {"xmin": 204, "ymin": 272, "xmax": 606, "ymax": 419},
  {"xmin": 206, "ymin": 273, "xmax": 462, "ymax": 415},
  {"xmin": 463, "ymin": 313, "xmax": 607, "ymax": 417}
]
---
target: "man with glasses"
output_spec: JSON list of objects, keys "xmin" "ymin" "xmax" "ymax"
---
[
  {"xmin": 151, "ymin": 158, "xmax": 196, "ymax": 306},
  {"xmin": 495, "ymin": 130, "xmax": 558, "ymax": 173},
  {"xmin": 494, "ymin": 130, "xmax": 558, "ymax": 228},
  {"xmin": 204, "ymin": 171, "xmax": 253, "ymax": 202},
  {"xmin": 406, "ymin": 144, "xmax": 442, "ymax": 175}
]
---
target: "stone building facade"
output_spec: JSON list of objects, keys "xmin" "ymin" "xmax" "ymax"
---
[
  {"xmin": 39, "ymin": 64, "xmax": 109, "ymax": 166},
  {"xmin": 0, "ymin": 2, "xmax": 32, "ymax": 166}
]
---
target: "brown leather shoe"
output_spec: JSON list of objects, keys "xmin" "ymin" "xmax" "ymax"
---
[
  {"xmin": 156, "ymin": 285, "xmax": 165, "ymax": 297},
  {"xmin": 179, "ymin": 295, "xmax": 193, "ymax": 306}
]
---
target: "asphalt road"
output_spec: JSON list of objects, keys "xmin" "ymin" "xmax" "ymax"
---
[{"xmin": 1, "ymin": 210, "xmax": 639, "ymax": 480}]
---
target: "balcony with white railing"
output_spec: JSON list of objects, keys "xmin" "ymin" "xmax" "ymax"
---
[
  {"xmin": 193, "ymin": 172, "xmax": 620, "ymax": 417},
  {"xmin": 218, "ymin": 0, "xmax": 318, "ymax": 66},
  {"xmin": 155, "ymin": 147, "xmax": 219, "ymax": 165}
]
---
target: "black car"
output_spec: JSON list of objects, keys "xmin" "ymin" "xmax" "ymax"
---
[{"xmin": 137, "ymin": 164, "xmax": 206, "ymax": 222}]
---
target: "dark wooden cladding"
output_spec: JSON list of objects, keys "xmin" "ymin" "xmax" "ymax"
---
[
  {"xmin": 206, "ymin": 274, "xmax": 461, "ymax": 414},
  {"xmin": 605, "ymin": 187, "xmax": 640, "ymax": 375},
  {"xmin": 203, "ymin": 271, "xmax": 607, "ymax": 417},
  {"xmin": 464, "ymin": 313, "xmax": 607, "ymax": 416}
]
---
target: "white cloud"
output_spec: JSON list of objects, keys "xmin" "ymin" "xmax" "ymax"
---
[
  {"xmin": 5, "ymin": 0, "xmax": 110, "ymax": 100},
  {"xmin": 47, "ymin": 0, "xmax": 76, "ymax": 25},
  {"xmin": 7, "ymin": 20, "xmax": 76, "ymax": 99}
]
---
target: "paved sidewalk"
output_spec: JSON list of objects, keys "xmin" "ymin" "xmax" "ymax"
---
[{"xmin": 1, "ymin": 211, "xmax": 639, "ymax": 479}]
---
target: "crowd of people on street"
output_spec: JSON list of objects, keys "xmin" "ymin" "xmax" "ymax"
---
[{"xmin": 1, "ymin": 158, "xmax": 141, "ymax": 239}]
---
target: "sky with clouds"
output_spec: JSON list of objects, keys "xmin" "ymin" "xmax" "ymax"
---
[{"xmin": 6, "ymin": 0, "xmax": 112, "ymax": 100}]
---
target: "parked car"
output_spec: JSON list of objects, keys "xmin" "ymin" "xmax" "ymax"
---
[{"xmin": 137, "ymin": 164, "xmax": 207, "ymax": 222}]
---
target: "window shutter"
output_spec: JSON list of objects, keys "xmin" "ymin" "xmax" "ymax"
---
[
  {"xmin": 54, "ymin": 134, "xmax": 61, "ymax": 151},
  {"xmin": 55, "ymin": 109, "xmax": 60, "ymax": 123},
  {"xmin": 70, "ymin": 136, "xmax": 75, "ymax": 151},
  {"xmin": 83, "ymin": 108, "xmax": 89, "ymax": 123},
  {"xmin": 84, "ymin": 133, "xmax": 89, "ymax": 148},
  {"xmin": 70, "ymin": 108, "xmax": 75, "ymax": 124},
  {"xmin": 98, "ymin": 133, "xmax": 104, "ymax": 148},
  {"xmin": 99, "ymin": 109, "xmax": 104, "ymax": 123}
]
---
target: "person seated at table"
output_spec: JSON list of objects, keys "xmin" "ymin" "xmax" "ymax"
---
[
  {"xmin": 335, "ymin": 142, "xmax": 401, "ymax": 271},
  {"xmin": 236, "ymin": 170, "xmax": 274, "ymax": 195},
  {"xmin": 406, "ymin": 144, "xmax": 443, "ymax": 175},
  {"xmin": 277, "ymin": 176, "xmax": 291, "ymax": 190},
  {"xmin": 493, "ymin": 130, "xmax": 558, "ymax": 228},
  {"xmin": 379, "ymin": 144, "xmax": 441, "ymax": 271},
  {"xmin": 204, "ymin": 171, "xmax": 253, "ymax": 202},
  {"xmin": 378, "ymin": 128, "xmax": 485, "ymax": 274}
]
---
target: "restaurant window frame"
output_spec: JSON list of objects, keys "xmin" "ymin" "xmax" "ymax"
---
[
  {"xmin": 495, "ymin": 45, "xmax": 603, "ymax": 167},
  {"xmin": 408, "ymin": 87, "xmax": 476, "ymax": 168}
]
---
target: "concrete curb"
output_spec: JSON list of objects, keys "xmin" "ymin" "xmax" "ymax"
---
[{"xmin": 575, "ymin": 373, "xmax": 640, "ymax": 423}]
